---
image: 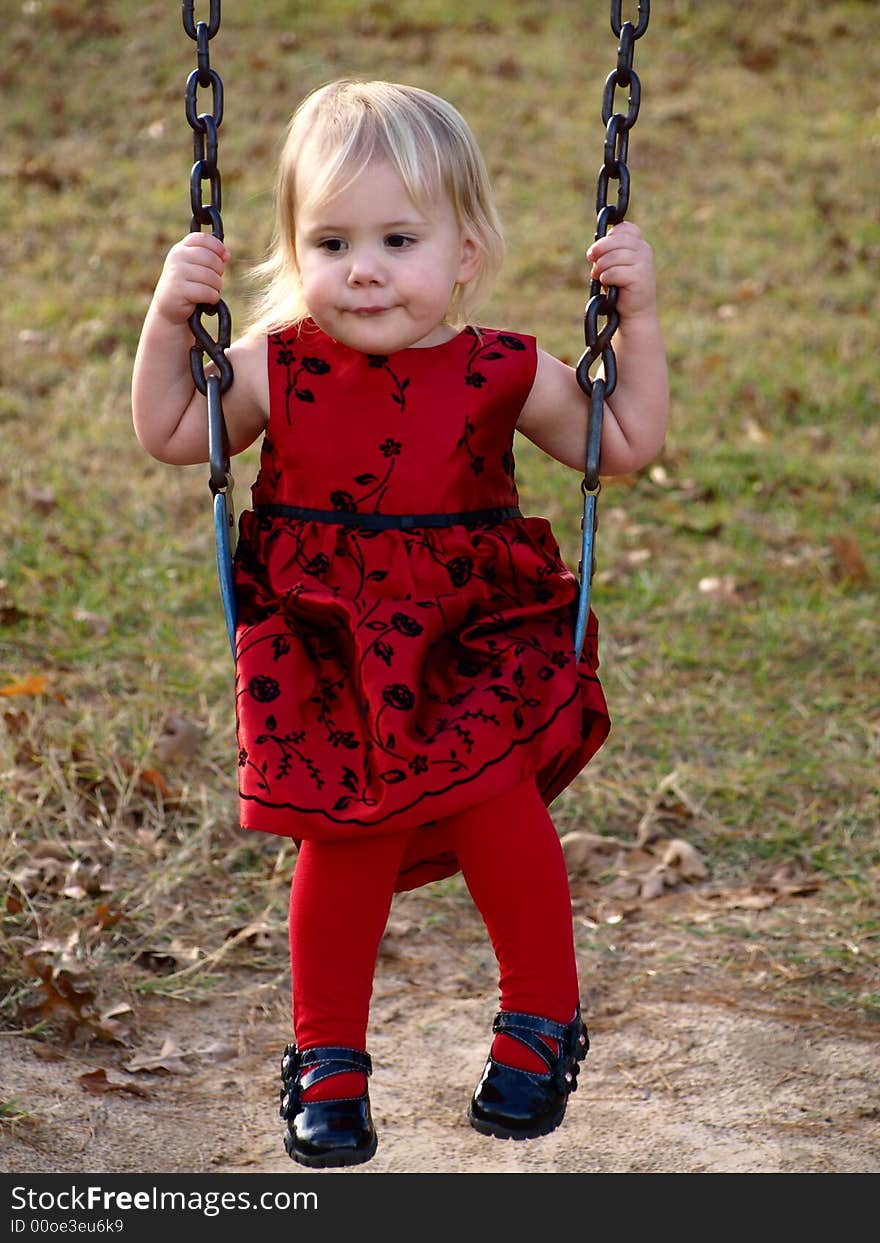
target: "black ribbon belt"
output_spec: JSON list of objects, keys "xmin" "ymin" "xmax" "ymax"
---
[{"xmin": 253, "ymin": 504, "xmax": 522, "ymax": 530}]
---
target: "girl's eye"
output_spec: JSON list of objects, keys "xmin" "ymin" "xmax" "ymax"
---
[
  {"xmin": 319, "ymin": 238, "xmax": 346, "ymax": 253},
  {"xmin": 385, "ymin": 234, "xmax": 414, "ymax": 249}
]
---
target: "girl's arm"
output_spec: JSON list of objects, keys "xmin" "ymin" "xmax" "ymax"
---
[
  {"xmin": 516, "ymin": 222, "xmax": 669, "ymax": 476},
  {"xmin": 131, "ymin": 233, "xmax": 268, "ymax": 465}
]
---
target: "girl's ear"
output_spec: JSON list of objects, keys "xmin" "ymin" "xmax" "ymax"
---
[{"xmin": 457, "ymin": 234, "xmax": 481, "ymax": 287}]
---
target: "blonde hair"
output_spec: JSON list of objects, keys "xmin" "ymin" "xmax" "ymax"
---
[{"xmin": 245, "ymin": 79, "xmax": 505, "ymax": 336}]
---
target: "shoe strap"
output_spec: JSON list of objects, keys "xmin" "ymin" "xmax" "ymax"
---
[
  {"xmin": 492, "ymin": 1009, "xmax": 585, "ymax": 1070},
  {"xmin": 296, "ymin": 1045, "xmax": 372, "ymax": 1093}
]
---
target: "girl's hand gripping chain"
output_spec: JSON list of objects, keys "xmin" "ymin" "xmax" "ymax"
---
[
  {"xmin": 152, "ymin": 232, "xmax": 231, "ymax": 327},
  {"xmin": 132, "ymin": 234, "xmax": 267, "ymax": 467},
  {"xmin": 586, "ymin": 221, "xmax": 656, "ymax": 321}
]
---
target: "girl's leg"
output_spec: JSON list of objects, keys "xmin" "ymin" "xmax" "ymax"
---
[
  {"xmin": 288, "ymin": 828, "xmax": 411, "ymax": 1100},
  {"xmin": 445, "ymin": 777, "xmax": 579, "ymax": 1074}
]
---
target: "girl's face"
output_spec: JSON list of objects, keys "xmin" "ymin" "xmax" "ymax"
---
[{"xmin": 294, "ymin": 157, "xmax": 480, "ymax": 353}]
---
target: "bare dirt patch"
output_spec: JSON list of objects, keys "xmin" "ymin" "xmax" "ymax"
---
[{"xmin": 2, "ymin": 886, "xmax": 877, "ymax": 1176}]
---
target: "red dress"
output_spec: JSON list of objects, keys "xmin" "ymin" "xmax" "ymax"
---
[{"xmin": 233, "ymin": 321, "xmax": 610, "ymax": 890}]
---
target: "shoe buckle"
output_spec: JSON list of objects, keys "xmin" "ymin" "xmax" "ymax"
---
[
  {"xmin": 279, "ymin": 1079, "xmax": 302, "ymax": 1119},
  {"xmin": 281, "ymin": 1044, "xmax": 301, "ymax": 1084},
  {"xmin": 555, "ymin": 1057, "xmax": 581, "ymax": 1095}
]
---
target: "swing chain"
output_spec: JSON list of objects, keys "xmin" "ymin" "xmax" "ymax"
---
[
  {"xmin": 182, "ymin": 2, "xmax": 237, "ymax": 658},
  {"xmin": 182, "ymin": 0, "xmax": 233, "ymax": 402},
  {"xmin": 575, "ymin": 0, "xmax": 649, "ymax": 491},
  {"xmin": 572, "ymin": 2, "xmax": 649, "ymax": 659}
]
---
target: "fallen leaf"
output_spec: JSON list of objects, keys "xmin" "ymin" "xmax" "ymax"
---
[
  {"xmin": 724, "ymin": 890, "xmax": 776, "ymax": 910},
  {"xmin": 698, "ymin": 575, "xmax": 741, "ymax": 603},
  {"xmin": 134, "ymin": 766, "xmax": 173, "ymax": 798},
  {"xmin": 155, "ymin": 711, "xmax": 204, "ymax": 764},
  {"xmin": 78, "ymin": 1069, "xmax": 149, "ymax": 1098},
  {"xmin": 1, "ymin": 674, "xmax": 49, "ymax": 697},
  {"xmin": 735, "ymin": 278, "xmax": 767, "ymax": 302},
  {"xmin": 25, "ymin": 486, "xmax": 58, "ymax": 514},
  {"xmin": 118, "ymin": 758, "xmax": 177, "ymax": 801},
  {"xmin": 2, "ymin": 708, "xmax": 29, "ymax": 736},
  {"xmin": 16, "ymin": 857, "xmax": 71, "ymax": 895},
  {"xmin": 224, "ymin": 920, "xmax": 274, "ymax": 949},
  {"xmin": 0, "ymin": 602, "xmax": 29, "ymax": 625},
  {"xmin": 828, "ymin": 534, "xmax": 868, "ymax": 585},
  {"xmin": 124, "ymin": 1036, "xmax": 192, "ymax": 1076},
  {"xmin": 766, "ymin": 860, "xmax": 823, "ymax": 897},
  {"xmin": 21, "ymin": 949, "xmax": 96, "ymax": 1039},
  {"xmin": 135, "ymin": 940, "xmax": 203, "ymax": 974},
  {"xmin": 32, "ymin": 841, "xmax": 71, "ymax": 861},
  {"xmin": 191, "ymin": 1039, "xmax": 239, "ymax": 1063},
  {"xmin": 64, "ymin": 857, "xmax": 110, "ymax": 897},
  {"xmin": 86, "ymin": 903, "xmax": 124, "ymax": 930},
  {"xmin": 20, "ymin": 944, "xmax": 126, "ymax": 1044},
  {"xmin": 382, "ymin": 918, "xmax": 418, "ymax": 938},
  {"xmin": 560, "ymin": 830, "xmax": 622, "ymax": 874},
  {"xmin": 635, "ymin": 773, "xmax": 699, "ymax": 849},
  {"xmin": 640, "ymin": 866, "xmax": 667, "ymax": 900},
  {"xmin": 661, "ymin": 839, "xmax": 708, "ymax": 881},
  {"xmin": 603, "ymin": 876, "xmax": 642, "ymax": 901}
]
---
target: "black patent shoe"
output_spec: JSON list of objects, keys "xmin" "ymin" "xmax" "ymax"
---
[
  {"xmin": 279, "ymin": 1043, "xmax": 378, "ymax": 1168},
  {"xmin": 467, "ymin": 1008, "xmax": 589, "ymax": 1140}
]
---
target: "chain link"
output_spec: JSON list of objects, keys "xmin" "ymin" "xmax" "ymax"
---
[{"xmin": 573, "ymin": 1, "xmax": 649, "ymax": 658}]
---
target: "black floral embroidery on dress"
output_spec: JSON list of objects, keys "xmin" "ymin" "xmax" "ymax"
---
[
  {"xmin": 248, "ymin": 675, "xmax": 280, "ymax": 703},
  {"xmin": 271, "ymin": 334, "xmax": 332, "ymax": 421},
  {"xmin": 330, "ymin": 490, "xmax": 357, "ymax": 512},
  {"xmin": 254, "ymin": 725, "xmax": 323, "ymax": 789},
  {"xmin": 366, "ymin": 355, "xmax": 410, "ymax": 410},
  {"xmin": 457, "ymin": 653, "xmax": 485, "ymax": 677},
  {"xmin": 457, "ymin": 415, "xmax": 485, "ymax": 476},
  {"xmin": 446, "ymin": 556, "xmax": 473, "ymax": 588},
  {"xmin": 382, "ymin": 684, "xmax": 415, "ymax": 710},
  {"xmin": 357, "ymin": 610, "xmax": 425, "ymax": 677},
  {"xmin": 463, "ymin": 329, "xmax": 526, "ymax": 388},
  {"xmin": 304, "ymin": 553, "xmax": 330, "ymax": 577},
  {"xmin": 423, "ymin": 708, "xmax": 501, "ymax": 755},
  {"xmin": 313, "ymin": 675, "xmax": 361, "ymax": 753},
  {"xmin": 329, "ymin": 439, "xmax": 401, "ymax": 512},
  {"xmin": 391, "ymin": 612, "xmax": 423, "ymax": 636}
]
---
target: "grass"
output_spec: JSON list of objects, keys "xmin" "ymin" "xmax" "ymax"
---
[{"xmin": 1, "ymin": 0, "xmax": 878, "ymax": 1046}]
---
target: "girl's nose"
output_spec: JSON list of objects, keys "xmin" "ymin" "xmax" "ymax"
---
[{"xmin": 346, "ymin": 245, "xmax": 386, "ymax": 287}]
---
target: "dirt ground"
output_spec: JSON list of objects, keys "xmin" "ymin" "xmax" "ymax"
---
[{"xmin": 2, "ymin": 880, "xmax": 878, "ymax": 1177}]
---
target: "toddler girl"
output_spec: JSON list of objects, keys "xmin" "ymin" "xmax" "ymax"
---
[{"xmin": 131, "ymin": 79, "xmax": 668, "ymax": 1168}]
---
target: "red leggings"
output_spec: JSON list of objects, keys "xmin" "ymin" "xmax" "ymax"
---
[{"xmin": 288, "ymin": 777, "xmax": 579, "ymax": 1097}]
